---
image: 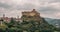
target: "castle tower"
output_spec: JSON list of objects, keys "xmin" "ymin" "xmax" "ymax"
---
[
  {"xmin": 3, "ymin": 14, "xmax": 5, "ymax": 18},
  {"xmin": 31, "ymin": 9, "xmax": 38, "ymax": 13},
  {"xmin": 31, "ymin": 9, "xmax": 40, "ymax": 16},
  {"xmin": 32, "ymin": 9, "xmax": 35, "ymax": 11}
]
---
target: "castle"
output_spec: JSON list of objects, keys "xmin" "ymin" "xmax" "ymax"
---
[
  {"xmin": 22, "ymin": 9, "xmax": 40, "ymax": 17},
  {"xmin": 21, "ymin": 9, "xmax": 41, "ymax": 22}
]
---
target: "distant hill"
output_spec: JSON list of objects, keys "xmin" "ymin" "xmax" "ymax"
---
[{"xmin": 44, "ymin": 18, "xmax": 60, "ymax": 28}]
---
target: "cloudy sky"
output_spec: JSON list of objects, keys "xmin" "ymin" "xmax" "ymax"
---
[{"xmin": 0, "ymin": 0, "xmax": 60, "ymax": 19}]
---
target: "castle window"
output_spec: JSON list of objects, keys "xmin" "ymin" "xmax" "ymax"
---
[{"xmin": 28, "ymin": 16, "xmax": 32, "ymax": 18}]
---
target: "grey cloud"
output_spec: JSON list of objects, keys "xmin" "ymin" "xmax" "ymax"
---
[
  {"xmin": 0, "ymin": 13, "xmax": 3, "ymax": 16},
  {"xmin": 39, "ymin": 0, "xmax": 60, "ymax": 3},
  {"xmin": 50, "ymin": 0, "xmax": 60, "ymax": 2},
  {"xmin": 37, "ymin": 6, "xmax": 59, "ymax": 18},
  {"xmin": 38, "ymin": 6, "xmax": 59, "ymax": 13},
  {"xmin": 0, "ymin": 2, "xmax": 12, "ymax": 9}
]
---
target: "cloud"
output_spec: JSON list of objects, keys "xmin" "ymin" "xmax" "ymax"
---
[
  {"xmin": 39, "ymin": 0, "xmax": 60, "ymax": 3},
  {"xmin": 16, "ymin": 3, "xmax": 38, "ymax": 10},
  {"xmin": 0, "ymin": 0, "xmax": 60, "ymax": 19},
  {"xmin": 0, "ymin": 2, "xmax": 12, "ymax": 9}
]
